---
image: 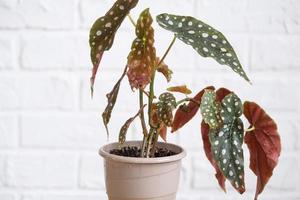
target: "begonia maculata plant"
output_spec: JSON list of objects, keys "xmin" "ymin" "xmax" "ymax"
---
[{"xmin": 88, "ymin": 1, "xmax": 281, "ymax": 199}]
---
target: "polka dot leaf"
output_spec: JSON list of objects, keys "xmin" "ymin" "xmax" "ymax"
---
[
  {"xmin": 119, "ymin": 104, "xmax": 146, "ymax": 144},
  {"xmin": 243, "ymin": 102, "xmax": 281, "ymax": 200},
  {"xmin": 102, "ymin": 66, "xmax": 128, "ymax": 137},
  {"xmin": 156, "ymin": 14, "xmax": 250, "ymax": 83},
  {"xmin": 200, "ymin": 89, "xmax": 222, "ymax": 130},
  {"xmin": 89, "ymin": 0, "xmax": 138, "ymax": 96},
  {"xmin": 157, "ymin": 92, "xmax": 176, "ymax": 127},
  {"xmin": 172, "ymin": 86, "xmax": 215, "ymax": 133},
  {"xmin": 209, "ymin": 93, "xmax": 245, "ymax": 194},
  {"xmin": 127, "ymin": 8, "xmax": 156, "ymax": 90}
]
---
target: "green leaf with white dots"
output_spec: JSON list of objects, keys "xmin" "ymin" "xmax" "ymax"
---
[
  {"xmin": 209, "ymin": 93, "xmax": 245, "ymax": 194},
  {"xmin": 89, "ymin": 0, "xmax": 138, "ymax": 96},
  {"xmin": 200, "ymin": 89, "xmax": 222, "ymax": 130},
  {"xmin": 156, "ymin": 14, "xmax": 250, "ymax": 83},
  {"xmin": 157, "ymin": 92, "xmax": 176, "ymax": 127},
  {"xmin": 119, "ymin": 104, "xmax": 146, "ymax": 144}
]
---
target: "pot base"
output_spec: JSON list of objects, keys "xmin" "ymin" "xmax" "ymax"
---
[{"xmin": 108, "ymin": 194, "xmax": 176, "ymax": 200}]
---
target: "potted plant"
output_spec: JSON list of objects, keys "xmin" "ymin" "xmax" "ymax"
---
[{"xmin": 88, "ymin": 1, "xmax": 281, "ymax": 200}]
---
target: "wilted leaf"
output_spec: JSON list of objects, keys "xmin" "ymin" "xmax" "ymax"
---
[
  {"xmin": 119, "ymin": 104, "xmax": 146, "ymax": 144},
  {"xmin": 102, "ymin": 66, "xmax": 128, "ymax": 136},
  {"xmin": 167, "ymin": 85, "xmax": 192, "ymax": 95},
  {"xmin": 210, "ymin": 93, "xmax": 245, "ymax": 194},
  {"xmin": 244, "ymin": 102, "xmax": 281, "ymax": 200},
  {"xmin": 127, "ymin": 8, "xmax": 156, "ymax": 90},
  {"xmin": 89, "ymin": 0, "xmax": 138, "ymax": 96},
  {"xmin": 172, "ymin": 86, "xmax": 215, "ymax": 133},
  {"xmin": 201, "ymin": 121, "xmax": 226, "ymax": 192},
  {"xmin": 156, "ymin": 58, "xmax": 173, "ymax": 82},
  {"xmin": 200, "ymin": 89, "xmax": 222, "ymax": 129},
  {"xmin": 156, "ymin": 14, "xmax": 250, "ymax": 83}
]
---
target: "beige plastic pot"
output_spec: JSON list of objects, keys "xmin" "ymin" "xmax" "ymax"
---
[{"xmin": 99, "ymin": 141, "xmax": 186, "ymax": 200}]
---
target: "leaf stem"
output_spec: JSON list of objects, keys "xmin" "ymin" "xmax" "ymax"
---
[
  {"xmin": 139, "ymin": 89, "xmax": 148, "ymax": 137},
  {"xmin": 176, "ymin": 98, "xmax": 200, "ymax": 107},
  {"xmin": 127, "ymin": 14, "xmax": 136, "ymax": 27},
  {"xmin": 245, "ymin": 126, "xmax": 255, "ymax": 132}
]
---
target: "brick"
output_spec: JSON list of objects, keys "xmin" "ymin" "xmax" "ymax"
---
[
  {"xmin": 0, "ymin": 36, "xmax": 15, "ymax": 69},
  {"xmin": 21, "ymin": 34, "xmax": 89, "ymax": 69},
  {"xmin": 0, "ymin": 115, "xmax": 18, "ymax": 148},
  {"xmin": 0, "ymin": 76, "xmax": 76, "ymax": 110},
  {"xmin": 79, "ymin": 154, "xmax": 104, "ymax": 189},
  {"xmin": 6, "ymin": 153, "xmax": 77, "ymax": 188},
  {"xmin": 0, "ymin": 0, "xmax": 76, "ymax": 29},
  {"xmin": 251, "ymin": 36, "xmax": 300, "ymax": 70}
]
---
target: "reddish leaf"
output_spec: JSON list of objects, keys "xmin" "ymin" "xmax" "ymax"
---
[
  {"xmin": 244, "ymin": 102, "xmax": 281, "ymax": 200},
  {"xmin": 127, "ymin": 8, "xmax": 156, "ymax": 90},
  {"xmin": 159, "ymin": 125, "xmax": 167, "ymax": 142},
  {"xmin": 216, "ymin": 88, "xmax": 231, "ymax": 102},
  {"xmin": 201, "ymin": 121, "xmax": 226, "ymax": 192},
  {"xmin": 171, "ymin": 86, "xmax": 215, "ymax": 133},
  {"xmin": 89, "ymin": 0, "xmax": 138, "ymax": 96},
  {"xmin": 167, "ymin": 85, "xmax": 192, "ymax": 95},
  {"xmin": 157, "ymin": 58, "xmax": 173, "ymax": 82}
]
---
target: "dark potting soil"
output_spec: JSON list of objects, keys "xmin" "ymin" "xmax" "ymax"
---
[{"xmin": 110, "ymin": 146, "xmax": 176, "ymax": 158}]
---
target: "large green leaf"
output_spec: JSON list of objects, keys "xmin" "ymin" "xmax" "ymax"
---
[
  {"xmin": 89, "ymin": 0, "xmax": 138, "ymax": 96},
  {"xmin": 127, "ymin": 8, "xmax": 156, "ymax": 90},
  {"xmin": 209, "ymin": 93, "xmax": 245, "ymax": 193},
  {"xmin": 156, "ymin": 14, "xmax": 250, "ymax": 83},
  {"xmin": 200, "ymin": 89, "xmax": 222, "ymax": 130}
]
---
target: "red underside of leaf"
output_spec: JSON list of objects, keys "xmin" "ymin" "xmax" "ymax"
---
[
  {"xmin": 216, "ymin": 87, "xmax": 231, "ymax": 102},
  {"xmin": 159, "ymin": 125, "xmax": 167, "ymax": 142},
  {"xmin": 90, "ymin": 52, "xmax": 103, "ymax": 97},
  {"xmin": 201, "ymin": 121, "xmax": 226, "ymax": 192},
  {"xmin": 171, "ymin": 86, "xmax": 215, "ymax": 133},
  {"xmin": 244, "ymin": 101, "xmax": 281, "ymax": 200}
]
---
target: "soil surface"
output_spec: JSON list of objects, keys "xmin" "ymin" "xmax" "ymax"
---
[{"xmin": 110, "ymin": 146, "xmax": 176, "ymax": 158}]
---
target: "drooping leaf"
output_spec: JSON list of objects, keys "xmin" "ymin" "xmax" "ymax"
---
[
  {"xmin": 157, "ymin": 92, "xmax": 176, "ymax": 127},
  {"xmin": 127, "ymin": 8, "xmax": 156, "ymax": 90},
  {"xmin": 200, "ymin": 89, "xmax": 222, "ymax": 130},
  {"xmin": 167, "ymin": 85, "xmax": 192, "ymax": 95},
  {"xmin": 119, "ymin": 104, "xmax": 146, "ymax": 144},
  {"xmin": 156, "ymin": 14, "xmax": 250, "ymax": 83},
  {"xmin": 156, "ymin": 58, "xmax": 173, "ymax": 82},
  {"xmin": 89, "ymin": 0, "xmax": 138, "ymax": 96},
  {"xmin": 209, "ymin": 93, "xmax": 245, "ymax": 194},
  {"xmin": 243, "ymin": 102, "xmax": 281, "ymax": 200},
  {"xmin": 201, "ymin": 121, "xmax": 226, "ymax": 192},
  {"xmin": 172, "ymin": 86, "xmax": 215, "ymax": 133},
  {"xmin": 102, "ymin": 66, "xmax": 128, "ymax": 136}
]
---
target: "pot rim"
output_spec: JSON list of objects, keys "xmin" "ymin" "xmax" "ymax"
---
[{"xmin": 99, "ymin": 140, "xmax": 186, "ymax": 164}]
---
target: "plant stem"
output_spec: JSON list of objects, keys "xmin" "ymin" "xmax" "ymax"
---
[
  {"xmin": 127, "ymin": 14, "xmax": 136, "ymax": 27},
  {"xmin": 139, "ymin": 89, "xmax": 148, "ymax": 138},
  {"xmin": 246, "ymin": 126, "xmax": 255, "ymax": 132}
]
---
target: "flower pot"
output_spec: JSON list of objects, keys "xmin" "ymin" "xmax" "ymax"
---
[{"xmin": 99, "ymin": 141, "xmax": 186, "ymax": 200}]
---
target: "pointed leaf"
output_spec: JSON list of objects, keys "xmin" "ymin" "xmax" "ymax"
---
[
  {"xmin": 119, "ymin": 104, "xmax": 146, "ymax": 144},
  {"xmin": 156, "ymin": 14, "xmax": 250, "ymax": 83},
  {"xmin": 157, "ymin": 92, "xmax": 176, "ymax": 127},
  {"xmin": 200, "ymin": 89, "xmax": 222, "ymax": 129},
  {"xmin": 243, "ymin": 102, "xmax": 281, "ymax": 200},
  {"xmin": 102, "ymin": 66, "xmax": 128, "ymax": 136},
  {"xmin": 209, "ymin": 93, "xmax": 245, "ymax": 194},
  {"xmin": 201, "ymin": 121, "xmax": 226, "ymax": 192},
  {"xmin": 156, "ymin": 58, "xmax": 173, "ymax": 82},
  {"xmin": 167, "ymin": 85, "xmax": 192, "ymax": 95},
  {"xmin": 127, "ymin": 8, "xmax": 156, "ymax": 89},
  {"xmin": 172, "ymin": 86, "xmax": 215, "ymax": 133},
  {"xmin": 89, "ymin": 0, "xmax": 138, "ymax": 96}
]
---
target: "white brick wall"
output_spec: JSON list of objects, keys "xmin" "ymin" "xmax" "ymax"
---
[{"xmin": 0, "ymin": 0, "xmax": 299, "ymax": 199}]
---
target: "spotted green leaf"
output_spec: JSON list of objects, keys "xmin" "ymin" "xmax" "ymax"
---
[
  {"xmin": 156, "ymin": 14, "xmax": 250, "ymax": 83},
  {"xmin": 119, "ymin": 104, "xmax": 146, "ymax": 144},
  {"xmin": 89, "ymin": 0, "xmax": 138, "ymax": 96},
  {"xmin": 127, "ymin": 8, "xmax": 156, "ymax": 90},
  {"xmin": 209, "ymin": 93, "xmax": 245, "ymax": 193},
  {"xmin": 102, "ymin": 66, "xmax": 128, "ymax": 137},
  {"xmin": 200, "ymin": 89, "xmax": 222, "ymax": 129},
  {"xmin": 157, "ymin": 92, "xmax": 176, "ymax": 127}
]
